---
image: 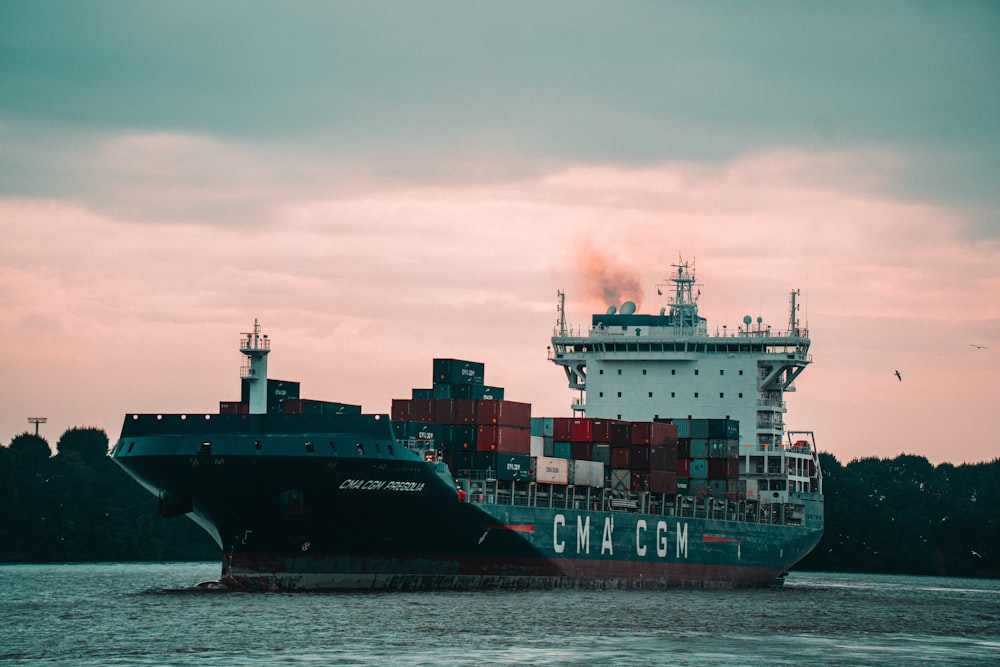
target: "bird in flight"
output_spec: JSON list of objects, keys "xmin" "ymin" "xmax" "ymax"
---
[
  {"xmin": 894, "ymin": 370, "xmax": 902, "ymax": 382},
  {"xmin": 970, "ymin": 344, "xmax": 989, "ymax": 350}
]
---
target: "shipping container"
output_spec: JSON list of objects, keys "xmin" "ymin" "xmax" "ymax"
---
[
  {"xmin": 631, "ymin": 421, "xmax": 677, "ymax": 445},
  {"xmin": 676, "ymin": 476, "xmax": 689, "ymax": 493},
  {"xmin": 688, "ymin": 479, "xmax": 709, "ymax": 496},
  {"xmin": 590, "ymin": 419, "xmax": 613, "ymax": 443},
  {"xmin": 571, "ymin": 418, "xmax": 593, "ymax": 442},
  {"xmin": 530, "ymin": 417, "xmax": 554, "ymax": 437},
  {"xmin": 409, "ymin": 398, "xmax": 435, "ymax": 422},
  {"xmin": 649, "ymin": 470, "xmax": 678, "ymax": 494},
  {"xmin": 707, "ymin": 418, "xmax": 740, "ymax": 440},
  {"xmin": 552, "ymin": 441, "xmax": 572, "ymax": 459},
  {"xmin": 591, "ymin": 443, "xmax": 611, "ymax": 464},
  {"xmin": 677, "ymin": 458, "xmax": 690, "ymax": 478},
  {"xmin": 437, "ymin": 383, "xmax": 504, "ymax": 400},
  {"xmin": 442, "ymin": 424, "xmax": 477, "ymax": 452},
  {"xmin": 689, "ymin": 439, "xmax": 709, "ymax": 458},
  {"xmin": 707, "ymin": 458, "xmax": 740, "ymax": 479},
  {"xmin": 476, "ymin": 425, "xmax": 530, "ymax": 455},
  {"xmin": 708, "ymin": 479, "xmax": 729, "ymax": 497},
  {"xmin": 433, "ymin": 358, "xmax": 485, "ymax": 385},
  {"xmin": 610, "ymin": 469, "xmax": 630, "ymax": 493},
  {"xmin": 572, "ymin": 460, "xmax": 605, "ymax": 488},
  {"xmin": 411, "ymin": 388, "xmax": 434, "ymax": 399},
  {"xmin": 708, "ymin": 439, "xmax": 738, "ymax": 458},
  {"xmin": 675, "ymin": 420, "xmax": 690, "ymax": 438},
  {"xmin": 609, "ymin": 421, "xmax": 632, "ymax": 447},
  {"xmin": 390, "ymin": 398, "xmax": 410, "ymax": 422},
  {"xmin": 452, "ymin": 399, "xmax": 478, "ymax": 424},
  {"xmin": 534, "ymin": 456, "xmax": 569, "ymax": 484},
  {"xmin": 432, "ymin": 399, "xmax": 456, "ymax": 424},
  {"xmin": 433, "ymin": 382, "xmax": 470, "ymax": 399},
  {"xmin": 689, "ymin": 458, "xmax": 709, "ymax": 479},
  {"xmin": 688, "ymin": 419, "xmax": 710, "ymax": 439},
  {"xmin": 530, "ymin": 435, "xmax": 545, "ymax": 457},
  {"xmin": 610, "ymin": 446, "xmax": 630, "ymax": 469},
  {"xmin": 543, "ymin": 439, "xmax": 554, "ymax": 457},
  {"xmin": 649, "ymin": 444, "xmax": 677, "ymax": 472},
  {"xmin": 629, "ymin": 445, "xmax": 651, "ymax": 470},
  {"xmin": 571, "ymin": 441, "xmax": 593, "ymax": 461},
  {"xmin": 393, "ymin": 421, "xmax": 443, "ymax": 442},
  {"xmin": 220, "ymin": 401, "xmax": 245, "ymax": 414},
  {"xmin": 458, "ymin": 452, "xmax": 531, "ymax": 481},
  {"xmin": 552, "ymin": 417, "xmax": 575, "ymax": 441},
  {"xmin": 678, "ymin": 438, "xmax": 690, "ymax": 458},
  {"xmin": 476, "ymin": 399, "xmax": 531, "ymax": 428}
]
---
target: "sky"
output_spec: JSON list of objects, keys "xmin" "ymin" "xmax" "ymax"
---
[{"xmin": 1, "ymin": 2, "xmax": 998, "ymax": 465}]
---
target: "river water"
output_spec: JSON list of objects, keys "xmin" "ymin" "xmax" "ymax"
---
[{"xmin": 1, "ymin": 563, "xmax": 997, "ymax": 666}]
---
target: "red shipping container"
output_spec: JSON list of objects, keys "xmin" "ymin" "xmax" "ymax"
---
[
  {"xmin": 708, "ymin": 458, "xmax": 740, "ymax": 479},
  {"xmin": 405, "ymin": 398, "xmax": 435, "ymax": 422},
  {"xmin": 432, "ymin": 399, "xmax": 455, "ymax": 424},
  {"xmin": 476, "ymin": 399, "xmax": 531, "ymax": 428},
  {"xmin": 610, "ymin": 446, "xmax": 631, "ymax": 469},
  {"xmin": 590, "ymin": 419, "xmax": 613, "ymax": 443},
  {"xmin": 552, "ymin": 417, "xmax": 575, "ymax": 441},
  {"xmin": 610, "ymin": 421, "xmax": 632, "ymax": 447},
  {"xmin": 476, "ymin": 425, "xmax": 530, "ymax": 455},
  {"xmin": 649, "ymin": 470, "xmax": 678, "ymax": 494},
  {"xmin": 571, "ymin": 442, "xmax": 593, "ymax": 461},
  {"xmin": 649, "ymin": 444, "xmax": 677, "ymax": 472},
  {"xmin": 390, "ymin": 398, "xmax": 411, "ymax": 422},
  {"xmin": 453, "ymin": 399, "xmax": 478, "ymax": 424},
  {"xmin": 677, "ymin": 458, "xmax": 691, "ymax": 478},
  {"xmin": 571, "ymin": 418, "xmax": 593, "ymax": 442},
  {"xmin": 630, "ymin": 445, "xmax": 651, "ymax": 470}
]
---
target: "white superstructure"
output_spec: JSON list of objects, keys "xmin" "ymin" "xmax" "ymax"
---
[{"xmin": 549, "ymin": 260, "xmax": 820, "ymax": 503}]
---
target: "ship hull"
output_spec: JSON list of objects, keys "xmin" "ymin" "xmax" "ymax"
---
[{"xmin": 113, "ymin": 415, "xmax": 822, "ymax": 591}]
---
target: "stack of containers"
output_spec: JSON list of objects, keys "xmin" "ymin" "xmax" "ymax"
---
[
  {"xmin": 607, "ymin": 420, "xmax": 679, "ymax": 494},
  {"xmin": 676, "ymin": 418, "xmax": 743, "ymax": 499},
  {"xmin": 629, "ymin": 420, "xmax": 679, "ymax": 494},
  {"xmin": 390, "ymin": 359, "xmax": 532, "ymax": 470}
]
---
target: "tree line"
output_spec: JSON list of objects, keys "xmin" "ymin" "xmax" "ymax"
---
[{"xmin": 1, "ymin": 427, "xmax": 997, "ymax": 578}]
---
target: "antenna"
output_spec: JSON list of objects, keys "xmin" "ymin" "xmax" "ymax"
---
[
  {"xmin": 556, "ymin": 290, "xmax": 567, "ymax": 336},
  {"xmin": 27, "ymin": 417, "xmax": 47, "ymax": 436}
]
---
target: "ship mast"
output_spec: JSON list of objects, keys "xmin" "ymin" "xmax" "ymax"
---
[
  {"xmin": 240, "ymin": 319, "xmax": 270, "ymax": 414},
  {"xmin": 668, "ymin": 259, "xmax": 701, "ymax": 334}
]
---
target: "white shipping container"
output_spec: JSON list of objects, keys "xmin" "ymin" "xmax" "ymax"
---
[
  {"xmin": 530, "ymin": 435, "xmax": 545, "ymax": 457},
  {"xmin": 534, "ymin": 455, "xmax": 569, "ymax": 485},
  {"xmin": 572, "ymin": 459, "xmax": 605, "ymax": 488}
]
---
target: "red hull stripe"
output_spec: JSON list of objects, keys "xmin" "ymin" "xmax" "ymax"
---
[
  {"xmin": 501, "ymin": 524, "xmax": 536, "ymax": 534},
  {"xmin": 702, "ymin": 535, "xmax": 740, "ymax": 543}
]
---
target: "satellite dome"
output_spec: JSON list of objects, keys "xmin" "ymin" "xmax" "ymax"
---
[
  {"xmin": 606, "ymin": 306, "xmax": 617, "ymax": 315},
  {"xmin": 620, "ymin": 301, "xmax": 637, "ymax": 315}
]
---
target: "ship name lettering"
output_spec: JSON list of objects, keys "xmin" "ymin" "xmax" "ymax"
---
[
  {"xmin": 676, "ymin": 522, "xmax": 689, "ymax": 559},
  {"xmin": 338, "ymin": 479, "xmax": 425, "ymax": 492},
  {"xmin": 576, "ymin": 515, "xmax": 591, "ymax": 554},
  {"xmin": 656, "ymin": 520, "xmax": 669, "ymax": 558},
  {"xmin": 553, "ymin": 514, "xmax": 566, "ymax": 553},
  {"xmin": 601, "ymin": 517, "xmax": 614, "ymax": 555},
  {"xmin": 636, "ymin": 520, "xmax": 670, "ymax": 558}
]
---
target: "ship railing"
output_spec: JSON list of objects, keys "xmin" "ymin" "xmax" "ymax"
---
[{"xmin": 460, "ymin": 477, "xmax": 812, "ymax": 527}]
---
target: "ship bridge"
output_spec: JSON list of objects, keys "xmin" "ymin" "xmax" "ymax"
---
[{"xmin": 549, "ymin": 262, "xmax": 811, "ymax": 453}]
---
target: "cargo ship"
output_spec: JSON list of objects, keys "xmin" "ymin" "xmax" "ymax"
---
[{"xmin": 112, "ymin": 260, "xmax": 823, "ymax": 589}]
